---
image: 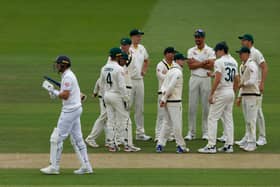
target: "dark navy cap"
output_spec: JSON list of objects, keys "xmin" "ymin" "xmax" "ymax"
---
[{"xmin": 55, "ymin": 55, "xmax": 71, "ymax": 64}]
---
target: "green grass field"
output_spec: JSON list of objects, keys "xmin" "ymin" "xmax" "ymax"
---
[
  {"xmin": 1, "ymin": 169, "xmax": 280, "ymax": 186},
  {"xmin": 1, "ymin": 0, "xmax": 280, "ymax": 186}
]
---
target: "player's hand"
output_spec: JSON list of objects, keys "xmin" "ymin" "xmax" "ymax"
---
[
  {"xmin": 92, "ymin": 93, "xmax": 98, "ymax": 98},
  {"xmin": 159, "ymin": 100, "xmax": 166, "ymax": 107},
  {"xmin": 236, "ymin": 97, "xmax": 241, "ymax": 107},
  {"xmin": 141, "ymin": 71, "xmax": 146, "ymax": 77},
  {"xmin": 81, "ymin": 94, "xmax": 87, "ymax": 102},
  {"xmin": 49, "ymin": 91, "xmax": 56, "ymax": 99},
  {"xmin": 208, "ymin": 94, "xmax": 215, "ymax": 104},
  {"xmin": 259, "ymin": 82, "xmax": 264, "ymax": 93},
  {"xmin": 239, "ymin": 83, "xmax": 244, "ymax": 88},
  {"xmin": 207, "ymin": 71, "xmax": 214, "ymax": 77}
]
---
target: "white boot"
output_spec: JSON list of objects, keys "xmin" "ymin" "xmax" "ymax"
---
[{"xmin": 40, "ymin": 165, "xmax": 59, "ymax": 175}]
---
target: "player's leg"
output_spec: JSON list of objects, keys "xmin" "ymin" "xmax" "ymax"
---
[
  {"xmin": 168, "ymin": 104, "xmax": 188, "ymax": 153},
  {"xmin": 156, "ymin": 106, "xmax": 171, "ymax": 152},
  {"xmin": 256, "ymin": 95, "xmax": 267, "ymax": 145},
  {"xmin": 186, "ymin": 76, "xmax": 200, "ymax": 140},
  {"xmin": 70, "ymin": 108, "xmax": 93, "ymax": 174},
  {"xmin": 217, "ymin": 117, "xmax": 227, "ymax": 143},
  {"xmin": 198, "ymin": 94, "xmax": 225, "ymax": 153},
  {"xmin": 86, "ymin": 98, "xmax": 107, "ymax": 148},
  {"xmin": 104, "ymin": 93, "xmax": 118, "ymax": 151},
  {"xmin": 41, "ymin": 110, "xmax": 76, "ymax": 174},
  {"xmin": 218, "ymin": 92, "xmax": 234, "ymax": 153},
  {"xmin": 155, "ymin": 94, "xmax": 164, "ymax": 142},
  {"xmin": 135, "ymin": 79, "xmax": 151, "ymax": 140},
  {"xmin": 236, "ymin": 98, "xmax": 250, "ymax": 147},
  {"xmin": 200, "ymin": 77, "xmax": 211, "ymax": 140},
  {"xmin": 243, "ymin": 97, "xmax": 258, "ymax": 151}
]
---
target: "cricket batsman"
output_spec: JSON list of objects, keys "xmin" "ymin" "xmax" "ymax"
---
[{"xmin": 40, "ymin": 56, "xmax": 93, "ymax": 174}]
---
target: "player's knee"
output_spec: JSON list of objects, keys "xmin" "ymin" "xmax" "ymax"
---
[{"xmin": 50, "ymin": 127, "xmax": 60, "ymax": 143}]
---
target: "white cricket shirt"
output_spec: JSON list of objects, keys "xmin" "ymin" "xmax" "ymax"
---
[
  {"xmin": 187, "ymin": 44, "xmax": 216, "ymax": 77},
  {"xmin": 129, "ymin": 44, "xmax": 149, "ymax": 79},
  {"xmin": 60, "ymin": 69, "xmax": 82, "ymax": 112},
  {"xmin": 214, "ymin": 54, "xmax": 238, "ymax": 92}
]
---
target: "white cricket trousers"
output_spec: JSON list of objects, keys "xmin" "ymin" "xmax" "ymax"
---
[
  {"xmin": 86, "ymin": 97, "xmax": 108, "ymax": 142},
  {"xmin": 53, "ymin": 107, "xmax": 90, "ymax": 168},
  {"xmin": 257, "ymin": 95, "xmax": 266, "ymax": 138},
  {"xmin": 130, "ymin": 79, "xmax": 145, "ymax": 136},
  {"xmin": 242, "ymin": 96, "xmax": 259, "ymax": 144},
  {"xmin": 188, "ymin": 75, "xmax": 211, "ymax": 136},
  {"xmin": 158, "ymin": 103, "xmax": 185, "ymax": 147},
  {"xmin": 208, "ymin": 90, "xmax": 234, "ymax": 146},
  {"xmin": 155, "ymin": 94, "xmax": 173, "ymax": 140},
  {"xmin": 104, "ymin": 92, "xmax": 129, "ymax": 147}
]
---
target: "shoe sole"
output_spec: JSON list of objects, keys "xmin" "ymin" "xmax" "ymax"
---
[
  {"xmin": 40, "ymin": 170, "xmax": 60, "ymax": 175},
  {"xmin": 74, "ymin": 171, "xmax": 93, "ymax": 175}
]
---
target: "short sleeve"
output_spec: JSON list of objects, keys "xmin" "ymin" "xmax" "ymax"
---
[
  {"xmin": 187, "ymin": 48, "xmax": 193, "ymax": 59},
  {"xmin": 256, "ymin": 51, "xmax": 265, "ymax": 65},
  {"xmin": 214, "ymin": 60, "xmax": 222, "ymax": 73},
  {"xmin": 61, "ymin": 77, "xmax": 72, "ymax": 91},
  {"xmin": 143, "ymin": 46, "xmax": 149, "ymax": 60},
  {"xmin": 208, "ymin": 48, "xmax": 216, "ymax": 59}
]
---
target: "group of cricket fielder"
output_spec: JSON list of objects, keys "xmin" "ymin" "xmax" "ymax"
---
[{"xmin": 40, "ymin": 28, "xmax": 268, "ymax": 174}]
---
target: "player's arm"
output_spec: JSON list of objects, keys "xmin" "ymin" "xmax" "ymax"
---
[
  {"xmin": 209, "ymin": 71, "xmax": 222, "ymax": 104},
  {"xmin": 209, "ymin": 61, "xmax": 222, "ymax": 104},
  {"xmin": 156, "ymin": 64, "xmax": 167, "ymax": 81},
  {"xmin": 161, "ymin": 73, "xmax": 179, "ymax": 103},
  {"xmin": 93, "ymin": 78, "xmax": 100, "ymax": 97},
  {"xmin": 118, "ymin": 69, "xmax": 129, "ymax": 101},
  {"xmin": 233, "ymin": 75, "xmax": 240, "ymax": 93},
  {"xmin": 259, "ymin": 61, "xmax": 268, "ymax": 93},
  {"xmin": 187, "ymin": 58, "xmax": 203, "ymax": 69},
  {"xmin": 240, "ymin": 64, "xmax": 258, "ymax": 87},
  {"xmin": 141, "ymin": 59, "xmax": 149, "ymax": 76},
  {"xmin": 58, "ymin": 90, "xmax": 70, "ymax": 100},
  {"xmin": 141, "ymin": 47, "xmax": 150, "ymax": 76},
  {"xmin": 202, "ymin": 59, "xmax": 215, "ymax": 70}
]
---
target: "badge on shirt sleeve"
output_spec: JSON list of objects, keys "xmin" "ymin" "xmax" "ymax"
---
[{"xmin": 64, "ymin": 82, "xmax": 70, "ymax": 87}]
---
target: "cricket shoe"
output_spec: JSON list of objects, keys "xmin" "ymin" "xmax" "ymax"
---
[
  {"xmin": 40, "ymin": 165, "xmax": 60, "ymax": 175},
  {"xmin": 74, "ymin": 167, "xmax": 93, "ymax": 175},
  {"xmin": 218, "ymin": 145, "xmax": 233, "ymax": 153},
  {"xmin": 235, "ymin": 137, "xmax": 247, "ymax": 146},
  {"xmin": 184, "ymin": 133, "xmax": 195, "ymax": 141},
  {"xmin": 243, "ymin": 143, "xmax": 257, "ymax": 152},
  {"xmin": 108, "ymin": 145, "xmax": 120, "ymax": 152},
  {"xmin": 176, "ymin": 146, "xmax": 190, "ymax": 153},
  {"xmin": 156, "ymin": 144, "xmax": 163, "ymax": 153},
  {"xmin": 85, "ymin": 138, "xmax": 99, "ymax": 148},
  {"xmin": 198, "ymin": 145, "xmax": 216, "ymax": 153},
  {"xmin": 136, "ymin": 134, "xmax": 152, "ymax": 141},
  {"xmin": 217, "ymin": 135, "xmax": 226, "ymax": 143},
  {"xmin": 124, "ymin": 145, "xmax": 141, "ymax": 152},
  {"xmin": 256, "ymin": 137, "xmax": 267, "ymax": 146}
]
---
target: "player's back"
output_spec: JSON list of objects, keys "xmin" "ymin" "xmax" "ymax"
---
[
  {"xmin": 101, "ymin": 60, "xmax": 125, "ymax": 94},
  {"xmin": 215, "ymin": 54, "xmax": 238, "ymax": 92}
]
